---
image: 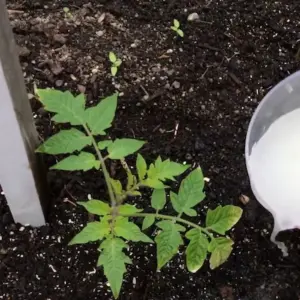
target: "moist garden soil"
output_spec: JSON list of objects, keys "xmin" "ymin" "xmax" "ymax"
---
[{"xmin": 1, "ymin": 0, "xmax": 300, "ymax": 299}]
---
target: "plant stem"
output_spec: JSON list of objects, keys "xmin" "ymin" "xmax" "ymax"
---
[
  {"xmin": 120, "ymin": 158, "xmax": 132, "ymax": 176},
  {"xmin": 83, "ymin": 125, "xmax": 117, "ymax": 207},
  {"xmin": 119, "ymin": 212, "xmax": 213, "ymax": 238}
]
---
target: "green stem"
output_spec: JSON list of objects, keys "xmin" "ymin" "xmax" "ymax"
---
[
  {"xmin": 83, "ymin": 125, "xmax": 117, "ymax": 208},
  {"xmin": 120, "ymin": 158, "xmax": 132, "ymax": 176},
  {"xmin": 173, "ymin": 213, "xmax": 182, "ymax": 223},
  {"xmin": 119, "ymin": 212, "xmax": 213, "ymax": 238},
  {"xmin": 118, "ymin": 182, "xmax": 142, "ymax": 203}
]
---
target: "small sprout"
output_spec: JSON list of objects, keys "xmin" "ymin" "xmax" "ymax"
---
[
  {"xmin": 63, "ymin": 7, "xmax": 73, "ymax": 19},
  {"xmin": 171, "ymin": 19, "xmax": 184, "ymax": 38},
  {"xmin": 109, "ymin": 52, "xmax": 122, "ymax": 77}
]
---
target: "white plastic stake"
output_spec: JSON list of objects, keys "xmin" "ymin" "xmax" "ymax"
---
[{"xmin": 0, "ymin": 2, "xmax": 47, "ymax": 226}]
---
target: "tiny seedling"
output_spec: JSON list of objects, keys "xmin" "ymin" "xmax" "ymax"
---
[
  {"xmin": 171, "ymin": 19, "xmax": 184, "ymax": 38},
  {"xmin": 63, "ymin": 7, "xmax": 72, "ymax": 19},
  {"xmin": 109, "ymin": 52, "xmax": 122, "ymax": 77},
  {"xmin": 36, "ymin": 88, "xmax": 242, "ymax": 299}
]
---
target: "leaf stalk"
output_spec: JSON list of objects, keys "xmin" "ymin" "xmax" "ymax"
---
[{"xmin": 118, "ymin": 212, "xmax": 213, "ymax": 238}]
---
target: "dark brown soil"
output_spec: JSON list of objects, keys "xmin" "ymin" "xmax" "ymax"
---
[{"xmin": 1, "ymin": 0, "xmax": 300, "ymax": 299}]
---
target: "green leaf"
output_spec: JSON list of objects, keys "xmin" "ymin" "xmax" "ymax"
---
[
  {"xmin": 98, "ymin": 237, "xmax": 131, "ymax": 299},
  {"xmin": 170, "ymin": 26, "xmax": 177, "ymax": 31},
  {"xmin": 146, "ymin": 163, "xmax": 156, "ymax": 178},
  {"xmin": 206, "ymin": 205, "xmax": 243, "ymax": 235},
  {"xmin": 170, "ymin": 168, "xmax": 205, "ymax": 216},
  {"xmin": 142, "ymin": 178, "xmax": 166, "ymax": 189},
  {"xmin": 173, "ymin": 19, "xmax": 180, "ymax": 28},
  {"xmin": 142, "ymin": 215, "xmax": 155, "ymax": 230},
  {"xmin": 78, "ymin": 200, "xmax": 110, "ymax": 215},
  {"xmin": 50, "ymin": 151, "xmax": 100, "ymax": 171},
  {"xmin": 136, "ymin": 154, "xmax": 147, "ymax": 181},
  {"xmin": 108, "ymin": 139, "xmax": 146, "ymax": 159},
  {"xmin": 170, "ymin": 191, "xmax": 179, "ymax": 209},
  {"xmin": 151, "ymin": 189, "xmax": 166, "ymax": 211},
  {"xmin": 147, "ymin": 157, "xmax": 189, "ymax": 182},
  {"xmin": 184, "ymin": 208, "xmax": 197, "ymax": 217},
  {"xmin": 114, "ymin": 217, "xmax": 153, "ymax": 243},
  {"xmin": 69, "ymin": 220, "xmax": 110, "ymax": 245},
  {"xmin": 155, "ymin": 157, "xmax": 189, "ymax": 180},
  {"xmin": 208, "ymin": 237, "xmax": 233, "ymax": 252},
  {"xmin": 109, "ymin": 52, "xmax": 117, "ymax": 63},
  {"xmin": 85, "ymin": 93, "xmax": 118, "ymax": 135},
  {"xmin": 118, "ymin": 204, "xmax": 143, "ymax": 214},
  {"xmin": 111, "ymin": 66, "xmax": 118, "ymax": 76},
  {"xmin": 114, "ymin": 59, "xmax": 122, "ymax": 67},
  {"xmin": 36, "ymin": 128, "xmax": 92, "ymax": 154},
  {"xmin": 208, "ymin": 237, "xmax": 233, "ymax": 269},
  {"xmin": 126, "ymin": 173, "xmax": 136, "ymax": 191},
  {"xmin": 155, "ymin": 220, "xmax": 185, "ymax": 269},
  {"xmin": 156, "ymin": 220, "xmax": 186, "ymax": 232},
  {"xmin": 185, "ymin": 229, "xmax": 209, "ymax": 272},
  {"xmin": 110, "ymin": 178, "xmax": 123, "ymax": 196},
  {"xmin": 36, "ymin": 89, "xmax": 86, "ymax": 125},
  {"xmin": 177, "ymin": 29, "xmax": 184, "ymax": 38},
  {"xmin": 98, "ymin": 140, "xmax": 113, "ymax": 150}
]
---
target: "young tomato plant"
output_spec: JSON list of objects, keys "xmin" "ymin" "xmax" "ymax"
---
[
  {"xmin": 36, "ymin": 88, "xmax": 242, "ymax": 299},
  {"xmin": 171, "ymin": 19, "xmax": 184, "ymax": 38},
  {"xmin": 109, "ymin": 52, "xmax": 122, "ymax": 76}
]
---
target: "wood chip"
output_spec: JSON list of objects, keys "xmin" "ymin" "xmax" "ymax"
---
[
  {"xmin": 239, "ymin": 194, "xmax": 250, "ymax": 205},
  {"xmin": 98, "ymin": 13, "xmax": 106, "ymax": 24}
]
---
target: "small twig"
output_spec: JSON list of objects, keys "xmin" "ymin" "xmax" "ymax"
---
[
  {"xmin": 173, "ymin": 121, "xmax": 179, "ymax": 139},
  {"xmin": 197, "ymin": 20, "xmax": 213, "ymax": 25},
  {"xmin": 64, "ymin": 185, "xmax": 77, "ymax": 201},
  {"xmin": 147, "ymin": 88, "xmax": 165, "ymax": 102},
  {"xmin": 158, "ymin": 53, "xmax": 170, "ymax": 59},
  {"xmin": 140, "ymin": 86, "xmax": 165, "ymax": 103},
  {"xmin": 69, "ymin": 4, "xmax": 81, "ymax": 9},
  {"xmin": 140, "ymin": 85, "xmax": 149, "ymax": 101},
  {"xmin": 225, "ymin": 52, "xmax": 240, "ymax": 62},
  {"xmin": 218, "ymin": 57, "xmax": 225, "ymax": 69},
  {"xmin": 63, "ymin": 198, "xmax": 77, "ymax": 207},
  {"xmin": 33, "ymin": 67, "xmax": 48, "ymax": 76},
  {"xmin": 152, "ymin": 124, "xmax": 161, "ymax": 133},
  {"xmin": 130, "ymin": 128, "xmax": 136, "ymax": 138},
  {"xmin": 201, "ymin": 66, "xmax": 211, "ymax": 79},
  {"xmin": 228, "ymin": 72, "xmax": 243, "ymax": 86},
  {"xmin": 7, "ymin": 9, "xmax": 24, "ymax": 14},
  {"xmin": 223, "ymin": 33, "xmax": 241, "ymax": 43},
  {"xmin": 198, "ymin": 43, "xmax": 221, "ymax": 52},
  {"xmin": 205, "ymin": 0, "xmax": 213, "ymax": 7}
]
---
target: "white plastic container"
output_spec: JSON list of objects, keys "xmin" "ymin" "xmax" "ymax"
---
[{"xmin": 245, "ymin": 71, "xmax": 300, "ymax": 256}]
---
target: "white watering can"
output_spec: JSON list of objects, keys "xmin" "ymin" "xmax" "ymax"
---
[{"xmin": 245, "ymin": 71, "xmax": 300, "ymax": 256}]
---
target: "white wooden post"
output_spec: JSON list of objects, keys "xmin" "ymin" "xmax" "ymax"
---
[{"xmin": 0, "ymin": 1, "xmax": 47, "ymax": 226}]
